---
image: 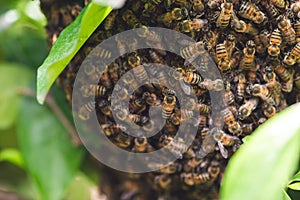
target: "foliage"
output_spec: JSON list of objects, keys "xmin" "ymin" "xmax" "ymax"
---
[
  {"xmin": 37, "ymin": 2, "xmax": 112, "ymax": 104},
  {"xmin": 17, "ymin": 96, "xmax": 83, "ymax": 200},
  {"xmin": 221, "ymin": 103, "xmax": 300, "ymax": 200}
]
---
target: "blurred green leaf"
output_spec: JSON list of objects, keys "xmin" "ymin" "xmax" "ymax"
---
[
  {"xmin": 0, "ymin": 63, "xmax": 33, "ymax": 129},
  {"xmin": 0, "ymin": 17, "xmax": 47, "ymax": 68},
  {"xmin": 282, "ymin": 190, "xmax": 292, "ymax": 200},
  {"xmin": 289, "ymin": 171, "xmax": 300, "ymax": 184},
  {"xmin": 0, "ymin": 148, "xmax": 24, "ymax": 168},
  {"xmin": 220, "ymin": 103, "xmax": 300, "ymax": 200},
  {"xmin": 17, "ymin": 96, "xmax": 84, "ymax": 200},
  {"xmin": 64, "ymin": 172, "xmax": 98, "ymax": 200},
  {"xmin": 37, "ymin": 2, "xmax": 112, "ymax": 104},
  {"xmin": 0, "ymin": 0, "xmax": 19, "ymax": 15},
  {"xmin": 288, "ymin": 182, "xmax": 300, "ymax": 191}
]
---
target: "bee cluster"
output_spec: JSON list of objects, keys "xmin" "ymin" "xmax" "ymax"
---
[{"xmin": 42, "ymin": 0, "xmax": 300, "ymax": 199}]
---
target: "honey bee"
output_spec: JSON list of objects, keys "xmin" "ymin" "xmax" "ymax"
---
[
  {"xmin": 154, "ymin": 174, "xmax": 172, "ymax": 189},
  {"xmin": 260, "ymin": 0, "xmax": 279, "ymax": 19},
  {"xmin": 236, "ymin": 73, "xmax": 246, "ymax": 102},
  {"xmin": 224, "ymin": 34, "xmax": 236, "ymax": 58},
  {"xmin": 104, "ymin": 11, "xmax": 118, "ymax": 30},
  {"xmin": 207, "ymin": 0, "xmax": 223, "ymax": 9},
  {"xmin": 198, "ymin": 79, "xmax": 224, "ymax": 91},
  {"xmin": 181, "ymin": 173, "xmax": 196, "ymax": 186},
  {"xmin": 127, "ymin": 53, "xmax": 141, "ymax": 68},
  {"xmin": 283, "ymin": 43, "xmax": 300, "ymax": 66},
  {"xmin": 238, "ymin": 98, "xmax": 259, "ymax": 120},
  {"xmin": 101, "ymin": 123, "xmax": 124, "ymax": 137},
  {"xmin": 99, "ymin": 69, "xmax": 113, "ymax": 89},
  {"xmin": 263, "ymin": 66, "xmax": 276, "ymax": 83},
  {"xmin": 160, "ymin": 135, "xmax": 194, "ymax": 159},
  {"xmin": 80, "ymin": 84, "xmax": 107, "ymax": 98},
  {"xmin": 113, "ymin": 85, "xmax": 128, "ymax": 102},
  {"xmin": 270, "ymin": 0, "xmax": 286, "ymax": 9},
  {"xmin": 208, "ymin": 160, "xmax": 220, "ymax": 179},
  {"xmin": 204, "ymin": 29, "xmax": 218, "ymax": 49},
  {"xmin": 260, "ymin": 29, "xmax": 270, "ymax": 46},
  {"xmin": 250, "ymin": 84, "xmax": 275, "ymax": 105},
  {"xmin": 230, "ymin": 50, "xmax": 242, "ymax": 69},
  {"xmin": 185, "ymin": 157, "xmax": 203, "ymax": 172},
  {"xmin": 246, "ymin": 70, "xmax": 258, "ymax": 83},
  {"xmin": 158, "ymin": 7, "xmax": 188, "ymax": 27},
  {"xmin": 113, "ymin": 132, "xmax": 132, "ymax": 148},
  {"xmin": 281, "ymin": 69, "xmax": 295, "ymax": 93},
  {"xmin": 184, "ymin": 71, "xmax": 202, "ymax": 85},
  {"xmin": 262, "ymin": 102, "xmax": 276, "ymax": 118},
  {"xmin": 239, "ymin": 40, "xmax": 256, "ymax": 71},
  {"xmin": 149, "ymin": 49, "xmax": 164, "ymax": 63},
  {"xmin": 132, "ymin": 136, "xmax": 154, "ymax": 153},
  {"xmin": 78, "ymin": 101, "xmax": 95, "ymax": 120},
  {"xmin": 273, "ymin": 62, "xmax": 293, "ymax": 82},
  {"xmin": 115, "ymin": 108, "xmax": 129, "ymax": 122},
  {"xmin": 180, "ymin": 41, "xmax": 206, "ymax": 62},
  {"xmin": 241, "ymin": 123, "xmax": 255, "ymax": 135},
  {"xmin": 162, "ymin": 90, "xmax": 176, "ymax": 119},
  {"xmin": 133, "ymin": 66, "xmax": 148, "ymax": 84},
  {"xmin": 238, "ymin": 2, "xmax": 267, "ymax": 24},
  {"xmin": 253, "ymin": 35, "xmax": 266, "ymax": 55},
  {"xmin": 179, "ymin": 19, "xmax": 208, "ymax": 32},
  {"xmin": 294, "ymin": 21, "xmax": 300, "ymax": 43},
  {"xmin": 268, "ymin": 29, "xmax": 282, "ymax": 57},
  {"xmin": 294, "ymin": 73, "xmax": 300, "ymax": 89},
  {"xmin": 129, "ymin": 114, "xmax": 148, "ymax": 124},
  {"xmin": 231, "ymin": 17, "xmax": 259, "ymax": 35},
  {"xmin": 277, "ymin": 16, "xmax": 296, "ymax": 45},
  {"xmin": 142, "ymin": 92, "xmax": 160, "ymax": 106},
  {"xmin": 223, "ymin": 81, "xmax": 235, "ymax": 106},
  {"xmin": 216, "ymin": 1, "xmax": 233, "ymax": 28},
  {"xmin": 193, "ymin": 172, "xmax": 211, "ymax": 185},
  {"xmin": 164, "ymin": 0, "xmax": 189, "ymax": 9},
  {"xmin": 180, "ymin": 109, "xmax": 194, "ymax": 121},
  {"xmin": 130, "ymin": 97, "xmax": 147, "ymax": 114},
  {"xmin": 211, "ymin": 127, "xmax": 241, "ymax": 158},
  {"xmin": 191, "ymin": 0, "xmax": 204, "ymax": 14},
  {"xmin": 197, "ymin": 103, "xmax": 211, "ymax": 116},
  {"xmin": 222, "ymin": 108, "xmax": 242, "ymax": 136},
  {"xmin": 122, "ymin": 9, "xmax": 139, "ymax": 27},
  {"xmin": 216, "ymin": 43, "xmax": 231, "ymax": 73}
]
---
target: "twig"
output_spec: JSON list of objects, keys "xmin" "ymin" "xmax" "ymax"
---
[{"xmin": 17, "ymin": 87, "xmax": 81, "ymax": 146}]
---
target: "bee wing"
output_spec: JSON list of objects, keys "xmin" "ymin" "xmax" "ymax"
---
[
  {"xmin": 218, "ymin": 141, "xmax": 228, "ymax": 159},
  {"xmin": 179, "ymin": 79, "xmax": 191, "ymax": 95}
]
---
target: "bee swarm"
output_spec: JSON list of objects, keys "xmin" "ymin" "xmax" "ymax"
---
[{"xmin": 42, "ymin": 0, "xmax": 300, "ymax": 199}]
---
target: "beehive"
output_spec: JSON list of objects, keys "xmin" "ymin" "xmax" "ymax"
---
[{"xmin": 41, "ymin": 0, "xmax": 300, "ymax": 199}]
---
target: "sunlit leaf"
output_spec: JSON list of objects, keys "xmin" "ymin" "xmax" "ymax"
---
[
  {"xmin": 17, "ymin": 96, "xmax": 84, "ymax": 200},
  {"xmin": 220, "ymin": 103, "xmax": 300, "ymax": 200},
  {"xmin": 288, "ymin": 182, "xmax": 300, "ymax": 191},
  {"xmin": 0, "ymin": 63, "xmax": 33, "ymax": 129},
  {"xmin": 37, "ymin": 2, "xmax": 112, "ymax": 104},
  {"xmin": 0, "ymin": 148, "xmax": 24, "ymax": 168}
]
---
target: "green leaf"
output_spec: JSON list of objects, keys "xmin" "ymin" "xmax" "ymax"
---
[
  {"xmin": 288, "ymin": 182, "xmax": 300, "ymax": 191},
  {"xmin": 289, "ymin": 171, "xmax": 300, "ymax": 184},
  {"xmin": 282, "ymin": 190, "xmax": 292, "ymax": 200},
  {"xmin": 0, "ymin": 63, "xmax": 33, "ymax": 129},
  {"xmin": 37, "ymin": 2, "xmax": 112, "ymax": 104},
  {"xmin": 220, "ymin": 103, "xmax": 300, "ymax": 200},
  {"xmin": 0, "ymin": 148, "xmax": 24, "ymax": 168},
  {"xmin": 63, "ymin": 172, "xmax": 98, "ymax": 200},
  {"xmin": 17, "ymin": 96, "xmax": 84, "ymax": 200}
]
